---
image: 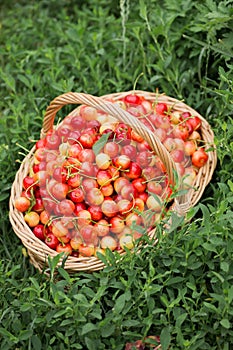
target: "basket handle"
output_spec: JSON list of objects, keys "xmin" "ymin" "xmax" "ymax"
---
[{"xmin": 42, "ymin": 91, "xmax": 179, "ymax": 189}]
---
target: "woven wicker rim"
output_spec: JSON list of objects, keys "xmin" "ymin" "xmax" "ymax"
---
[{"xmin": 9, "ymin": 90, "xmax": 217, "ymax": 272}]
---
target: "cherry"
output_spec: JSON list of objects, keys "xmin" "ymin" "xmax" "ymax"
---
[
  {"xmin": 14, "ymin": 196, "xmax": 31, "ymax": 212},
  {"xmin": 94, "ymin": 219, "xmax": 110, "ymax": 237},
  {"xmin": 121, "ymin": 144, "xmax": 137, "ymax": 159},
  {"xmin": 33, "ymin": 224, "xmax": 46, "ymax": 241},
  {"xmin": 103, "ymin": 141, "xmax": 120, "ymax": 158},
  {"xmin": 88, "ymin": 205, "xmax": 103, "ymax": 221},
  {"xmin": 69, "ymin": 188, "xmax": 85, "ymax": 203},
  {"xmin": 58, "ymin": 199, "xmax": 75, "ymax": 216},
  {"xmin": 82, "ymin": 178, "xmax": 98, "ymax": 193},
  {"xmin": 45, "ymin": 133, "xmax": 61, "ymax": 150},
  {"xmin": 155, "ymin": 102, "xmax": 168, "ymax": 115},
  {"xmin": 110, "ymin": 216, "xmax": 125, "ymax": 234},
  {"xmin": 70, "ymin": 115, "xmax": 86, "ymax": 130},
  {"xmin": 86, "ymin": 188, "xmax": 104, "ymax": 206},
  {"xmin": 51, "ymin": 181, "xmax": 69, "ymax": 200},
  {"xmin": 79, "ymin": 133, "xmax": 96, "ymax": 148},
  {"xmin": 123, "ymin": 94, "xmax": 142, "ymax": 105},
  {"xmin": 192, "ymin": 149, "xmax": 208, "ymax": 168},
  {"xmin": 45, "ymin": 233, "xmax": 59, "ymax": 250},
  {"xmin": 132, "ymin": 178, "xmax": 147, "ymax": 193},
  {"xmin": 78, "ymin": 148, "xmax": 95, "ymax": 163},
  {"xmin": 101, "ymin": 199, "xmax": 118, "ymax": 218},
  {"xmin": 126, "ymin": 162, "xmax": 142, "ymax": 180}
]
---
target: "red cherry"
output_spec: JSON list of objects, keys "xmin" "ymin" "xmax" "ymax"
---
[
  {"xmin": 192, "ymin": 149, "xmax": 208, "ymax": 168},
  {"xmin": 79, "ymin": 133, "xmax": 96, "ymax": 148},
  {"xmin": 45, "ymin": 133, "xmax": 61, "ymax": 150},
  {"xmin": 23, "ymin": 176, "xmax": 36, "ymax": 190},
  {"xmin": 87, "ymin": 120, "xmax": 101, "ymax": 130},
  {"xmin": 155, "ymin": 102, "xmax": 168, "ymax": 115},
  {"xmin": 113, "ymin": 155, "xmax": 131, "ymax": 170},
  {"xmin": 67, "ymin": 130, "xmax": 81, "ymax": 145},
  {"xmin": 79, "ymin": 162, "xmax": 95, "ymax": 176},
  {"xmin": 86, "ymin": 188, "xmax": 104, "ymax": 206},
  {"xmin": 70, "ymin": 115, "xmax": 86, "ymax": 130},
  {"xmin": 67, "ymin": 174, "xmax": 81, "ymax": 188},
  {"xmin": 51, "ymin": 183, "xmax": 69, "ymax": 201},
  {"xmin": 33, "ymin": 161, "xmax": 47, "ymax": 173},
  {"xmin": 88, "ymin": 205, "xmax": 103, "ymax": 221},
  {"xmin": 56, "ymin": 243, "xmax": 72, "ymax": 255},
  {"xmin": 32, "ymin": 197, "xmax": 44, "ymax": 213},
  {"xmin": 121, "ymin": 144, "xmax": 137, "ymax": 159},
  {"xmin": 110, "ymin": 216, "xmax": 125, "ymax": 234},
  {"xmin": 69, "ymin": 188, "xmax": 85, "ymax": 203},
  {"xmin": 170, "ymin": 149, "xmax": 185, "ymax": 163},
  {"xmin": 45, "ymin": 233, "xmax": 59, "ymax": 250},
  {"xmin": 123, "ymin": 94, "xmax": 142, "ymax": 105},
  {"xmin": 115, "ymin": 123, "xmax": 131, "ymax": 145},
  {"xmin": 147, "ymin": 181, "xmax": 163, "ymax": 196},
  {"xmin": 117, "ymin": 199, "xmax": 133, "ymax": 216},
  {"xmin": 103, "ymin": 142, "xmax": 120, "ymax": 158},
  {"xmin": 121, "ymin": 183, "xmax": 138, "ymax": 200},
  {"xmin": 68, "ymin": 144, "xmax": 83, "ymax": 158},
  {"xmin": 137, "ymin": 140, "xmax": 152, "ymax": 152},
  {"xmin": 126, "ymin": 162, "xmax": 142, "ymax": 180},
  {"xmin": 186, "ymin": 116, "xmax": 201, "ymax": 131},
  {"xmin": 131, "ymin": 130, "xmax": 144, "ymax": 143},
  {"xmin": 58, "ymin": 199, "xmax": 75, "ymax": 216},
  {"xmin": 101, "ymin": 199, "xmax": 118, "ymax": 218},
  {"xmin": 14, "ymin": 196, "xmax": 31, "ymax": 212},
  {"xmin": 57, "ymin": 126, "xmax": 71, "ymax": 142},
  {"xmin": 33, "ymin": 224, "xmax": 46, "ymax": 241},
  {"xmin": 136, "ymin": 151, "xmax": 151, "ymax": 168},
  {"xmin": 96, "ymin": 169, "xmax": 112, "ymax": 187},
  {"xmin": 36, "ymin": 138, "xmax": 46, "ymax": 149},
  {"xmin": 74, "ymin": 202, "xmax": 87, "ymax": 215},
  {"xmin": 53, "ymin": 166, "xmax": 68, "ymax": 183},
  {"xmin": 132, "ymin": 178, "xmax": 147, "ymax": 193},
  {"xmin": 78, "ymin": 149, "xmax": 95, "ymax": 163}
]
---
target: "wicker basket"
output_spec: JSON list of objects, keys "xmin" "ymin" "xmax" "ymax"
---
[{"xmin": 9, "ymin": 91, "xmax": 217, "ymax": 272}]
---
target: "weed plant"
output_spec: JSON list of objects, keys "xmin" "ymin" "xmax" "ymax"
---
[{"xmin": 0, "ymin": 0, "xmax": 233, "ymax": 349}]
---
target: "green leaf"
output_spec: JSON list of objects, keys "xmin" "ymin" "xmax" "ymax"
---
[
  {"xmin": 0, "ymin": 327, "xmax": 18, "ymax": 342},
  {"xmin": 114, "ymin": 293, "xmax": 126, "ymax": 314},
  {"xmin": 199, "ymin": 203, "xmax": 210, "ymax": 231},
  {"xmin": 160, "ymin": 327, "xmax": 171, "ymax": 350},
  {"xmin": 166, "ymin": 212, "xmax": 184, "ymax": 233},
  {"xmin": 19, "ymin": 329, "xmax": 33, "ymax": 341},
  {"xmin": 85, "ymin": 336, "xmax": 97, "ymax": 350},
  {"xmin": 17, "ymin": 74, "xmax": 32, "ymax": 89},
  {"xmin": 31, "ymin": 335, "xmax": 42, "ymax": 350},
  {"xmin": 220, "ymin": 319, "xmax": 230, "ymax": 329},
  {"xmin": 122, "ymin": 319, "xmax": 141, "ymax": 327},
  {"xmin": 175, "ymin": 313, "xmax": 187, "ymax": 328},
  {"xmin": 165, "ymin": 276, "xmax": 184, "ymax": 286},
  {"xmin": 220, "ymin": 261, "xmax": 229, "ymax": 273},
  {"xmin": 202, "ymin": 242, "xmax": 217, "ymax": 253},
  {"xmin": 100, "ymin": 324, "xmax": 115, "ymax": 337},
  {"xmin": 203, "ymin": 302, "xmax": 219, "ymax": 314},
  {"xmin": 0, "ymin": 192, "xmax": 9, "ymax": 202},
  {"xmin": 57, "ymin": 267, "xmax": 71, "ymax": 283},
  {"xmin": 139, "ymin": 0, "xmax": 147, "ymax": 20},
  {"xmin": 81, "ymin": 323, "xmax": 97, "ymax": 335},
  {"xmin": 228, "ymin": 286, "xmax": 233, "ymax": 303},
  {"xmin": 92, "ymin": 133, "xmax": 111, "ymax": 156},
  {"xmin": 228, "ymin": 180, "xmax": 233, "ymax": 192}
]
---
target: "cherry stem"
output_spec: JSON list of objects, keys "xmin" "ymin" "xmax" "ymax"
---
[{"xmin": 45, "ymin": 179, "xmax": 60, "ymax": 204}]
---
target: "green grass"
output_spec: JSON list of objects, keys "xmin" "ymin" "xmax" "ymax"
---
[{"xmin": 0, "ymin": 0, "xmax": 233, "ymax": 349}]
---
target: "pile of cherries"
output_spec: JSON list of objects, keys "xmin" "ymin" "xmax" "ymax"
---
[{"xmin": 14, "ymin": 94, "xmax": 208, "ymax": 257}]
